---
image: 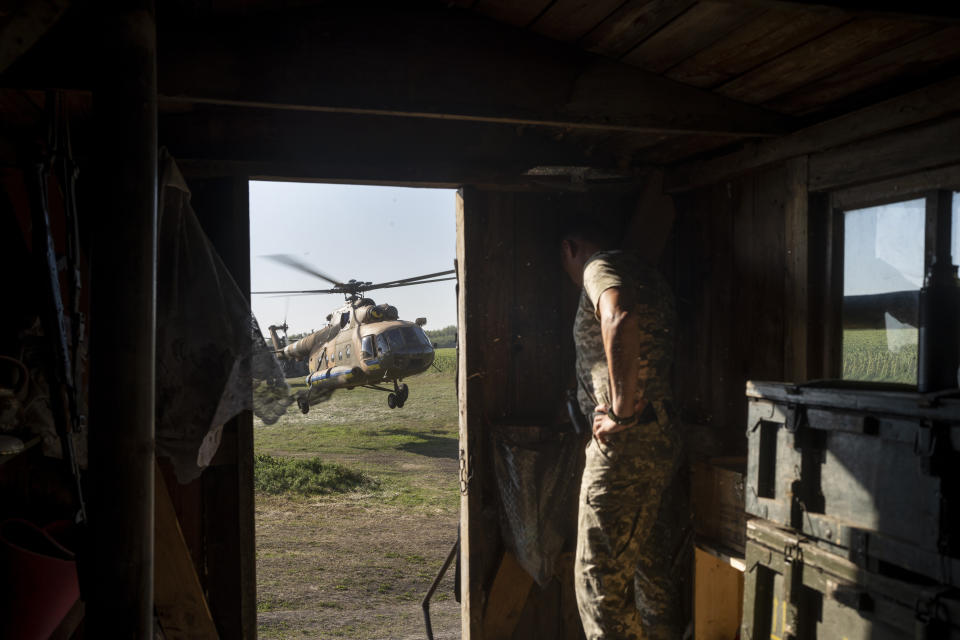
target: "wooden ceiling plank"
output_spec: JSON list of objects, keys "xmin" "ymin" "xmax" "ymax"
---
[
  {"xmin": 621, "ymin": 1, "xmax": 763, "ymax": 73},
  {"xmin": 763, "ymin": 26, "xmax": 960, "ymax": 115},
  {"xmin": 716, "ymin": 18, "xmax": 938, "ymax": 104},
  {"xmin": 149, "ymin": 5, "xmax": 791, "ymax": 137},
  {"xmin": 665, "ymin": 7, "xmax": 850, "ymax": 88},
  {"xmin": 578, "ymin": 0, "xmax": 697, "ymax": 59},
  {"xmin": 711, "ymin": 0, "xmax": 960, "ymax": 22},
  {"xmin": 472, "ymin": 0, "xmax": 554, "ymax": 27},
  {"xmin": 529, "ymin": 0, "xmax": 628, "ymax": 43},
  {"xmin": 665, "ymin": 74, "xmax": 960, "ymax": 191}
]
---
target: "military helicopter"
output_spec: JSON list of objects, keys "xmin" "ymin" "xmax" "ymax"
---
[{"xmin": 254, "ymin": 255, "xmax": 456, "ymax": 413}]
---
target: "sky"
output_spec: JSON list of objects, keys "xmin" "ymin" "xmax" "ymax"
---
[
  {"xmin": 249, "ymin": 181, "xmax": 457, "ymax": 335},
  {"xmin": 843, "ymin": 193, "xmax": 960, "ymax": 297}
]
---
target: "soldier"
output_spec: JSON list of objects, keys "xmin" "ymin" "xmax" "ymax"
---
[{"xmin": 560, "ymin": 222, "xmax": 689, "ymax": 640}]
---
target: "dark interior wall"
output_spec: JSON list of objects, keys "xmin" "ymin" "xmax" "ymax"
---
[{"xmin": 670, "ymin": 165, "xmax": 795, "ymax": 457}]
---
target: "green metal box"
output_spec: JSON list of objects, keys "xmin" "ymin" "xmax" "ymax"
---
[
  {"xmin": 742, "ymin": 519, "xmax": 960, "ymax": 639},
  {"xmin": 745, "ymin": 381, "xmax": 960, "ymax": 586}
]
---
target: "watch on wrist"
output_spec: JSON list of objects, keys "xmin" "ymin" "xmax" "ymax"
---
[{"xmin": 607, "ymin": 408, "xmax": 637, "ymax": 426}]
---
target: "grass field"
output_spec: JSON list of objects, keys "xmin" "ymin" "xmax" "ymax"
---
[
  {"xmin": 254, "ymin": 348, "xmax": 460, "ymax": 639},
  {"xmin": 843, "ymin": 328, "xmax": 917, "ymax": 384}
]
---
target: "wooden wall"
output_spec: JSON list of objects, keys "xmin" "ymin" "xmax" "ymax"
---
[{"xmin": 670, "ymin": 165, "xmax": 797, "ymax": 457}]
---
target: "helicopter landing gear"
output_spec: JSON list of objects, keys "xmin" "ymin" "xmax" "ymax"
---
[
  {"xmin": 387, "ymin": 381, "xmax": 409, "ymax": 409},
  {"xmin": 297, "ymin": 396, "xmax": 310, "ymax": 415}
]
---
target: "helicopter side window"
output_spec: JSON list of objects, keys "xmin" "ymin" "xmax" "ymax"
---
[
  {"xmin": 338, "ymin": 350, "xmax": 343, "ymax": 361},
  {"xmin": 345, "ymin": 344, "xmax": 351, "ymax": 358},
  {"xmin": 376, "ymin": 334, "xmax": 389, "ymax": 355},
  {"xmin": 361, "ymin": 335, "xmax": 376, "ymax": 359},
  {"xmin": 340, "ymin": 312, "xmax": 350, "ymax": 328}
]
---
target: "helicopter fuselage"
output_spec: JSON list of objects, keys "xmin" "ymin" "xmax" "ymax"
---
[{"xmin": 277, "ymin": 300, "xmax": 435, "ymax": 409}]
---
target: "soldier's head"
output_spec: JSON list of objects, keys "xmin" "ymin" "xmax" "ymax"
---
[{"xmin": 559, "ymin": 217, "xmax": 614, "ymax": 287}]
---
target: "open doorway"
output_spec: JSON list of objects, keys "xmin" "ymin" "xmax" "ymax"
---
[{"xmin": 248, "ymin": 181, "xmax": 460, "ymax": 639}]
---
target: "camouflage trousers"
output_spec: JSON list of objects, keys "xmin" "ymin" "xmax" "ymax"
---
[{"xmin": 575, "ymin": 410, "xmax": 690, "ymax": 640}]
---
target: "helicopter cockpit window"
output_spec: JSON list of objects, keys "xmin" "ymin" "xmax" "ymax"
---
[
  {"xmin": 386, "ymin": 329, "xmax": 406, "ymax": 350},
  {"xmin": 361, "ymin": 335, "xmax": 376, "ymax": 359},
  {"xmin": 414, "ymin": 326, "xmax": 432, "ymax": 347},
  {"xmin": 340, "ymin": 312, "xmax": 350, "ymax": 328},
  {"xmin": 376, "ymin": 334, "xmax": 389, "ymax": 355}
]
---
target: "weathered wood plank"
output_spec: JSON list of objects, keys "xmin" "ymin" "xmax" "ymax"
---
[
  {"xmin": 160, "ymin": 108, "xmax": 626, "ymax": 193},
  {"xmin": 482, "ymin": 552, "xmax": 535, "ymax": 639},
  {"xmin": 621, "ymin": 1, "xmax": 762, "ymax": 73},
  {"xmin": 830, "ymin": 164, "xmax": 960, "ymax": 211},
  {"xmin": 783, "ymin": 157, "xmax": 809, "ymax": 382},
  {"xmin": 717, "ymin": 18, "xmax": 936, "ymax": 105},
  {"xmin": 694, "ymin": 547, "xmax": 744, "ymax": 640},
  {"xmin": 156, "ymin": 5, "xmax": 790, "ymax": 137},
  {"xmin": 154, "ymin": 462, "xmax": 219, "ymax": 640},
  {"xmin": 529, "ymin": 0, "xmax": 627, "ymax": 43},
  {"xmin": 577, "ymin": 0, "xmax": 699, "ymax": 59},
  {"xmin": 711, "ymin": 0, "xmax": 960, "ymax": 22},
  {"xmin": 808, "ymin": 115, "xmax": 960, "ymax": 191},
  {"xmin": 473, "ymin": 0, "xmax": 552, "ymax": 27},
  {"xmin": 765, "ymin": 26, "xmax": 960, "ymax": 115},
  {"xmin": 666, "ymin": 7, "xmax": 850, "ymax": 88},
  {"xmin": 665, "ymin": 75, "xmax": 960, "ymax": 192}
]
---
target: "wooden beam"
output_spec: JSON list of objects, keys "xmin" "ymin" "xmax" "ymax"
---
[
  {"xmin": 158, "ymin": 107, "xmax": 633, "ymax": 186},
  {"xmin": 711, "ymin": 0, "xmax": 960, "ymax": 22},
  {"xmin": 154, "ymin": 4, "xmax": 790, "ymax": 137},
  {"xmin": 665, "ymin": 75, "xmax": 960, "ymax": 192},
  {"xmin": 808, "ymin": 115, "xmax": 960, "ymax": 190}
]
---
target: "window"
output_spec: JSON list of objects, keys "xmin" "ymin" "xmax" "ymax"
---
[
  {"xmin": 345, "ymin": 344, "xmax": 351, "ymax": 358},
  {"xmin": 377, "ymin": 334, "xmax": 388, "ymax": 355},
  {"xmin": 340, "ymin": 312, "xmax": 350, "ymax": 328},
  {"xmin": 338, "ymin": 350, "xmax": 342, "ymax": 361},
  {"xmin": 840, "ymin": 191, "xmax": 960, "ymax": 385},
  {"xmin": 842, "ymin": 199, "xmax": 923, "ymax": 384},
  {"xmin": 361, "ymin": 335, "xmax": 375, "ymax": 359}
]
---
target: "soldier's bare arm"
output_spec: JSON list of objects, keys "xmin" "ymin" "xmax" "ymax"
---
[{"xmin": 592, "ymin": 287, "xmax": 641, "ymax": 442}]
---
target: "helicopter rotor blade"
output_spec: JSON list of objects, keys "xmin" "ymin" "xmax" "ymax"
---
[
  {"xmin": 364, "ymin": 269, "xmax": 456, "ymax": 290},
  {"xmin": 365, "ymin": 276, "xmax": 457, "ymax": 291},
  {"xmin": 262, "ymin": 254, "xmax": 345, "ymax": 287},
  {"xmin": 252, "ymin": 288, "xmax": 341, "ymax": 296}
]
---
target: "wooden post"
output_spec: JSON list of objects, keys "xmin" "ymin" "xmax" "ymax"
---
[
  {"xmin": 87, "ymin": 0, "xmax": 158, "ymax": 636},
  {"xmin": 783, "ymin": 157, "xmax": 809, "ymax": 382}
]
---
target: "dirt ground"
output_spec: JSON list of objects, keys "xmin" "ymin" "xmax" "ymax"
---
[{"xmin": 255, "ymin": 372, "xmax": 461, "ymax": 639}]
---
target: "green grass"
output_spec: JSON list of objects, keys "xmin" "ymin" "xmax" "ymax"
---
[
  {"xmin": 254, "ymin": 365, "xmax": 459, "ymax": 510},
  {"xmin": 843, "ymin": 328, "xmax": 917, "ymax": 384},
  {"xmin": 254, "ymin": 454, "xmax": 380, "ymax": 495}
]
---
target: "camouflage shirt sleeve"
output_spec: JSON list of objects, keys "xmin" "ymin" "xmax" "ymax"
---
[{"xmin": 582, "ymin": 255, "xmax": 623, "ymax": 317}]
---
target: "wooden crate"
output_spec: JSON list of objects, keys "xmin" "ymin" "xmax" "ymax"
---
[
  {"xmin": 745, "ymin": 380, "xmax": 960, "ymax": 586},
  {"xmin": 742, "ymin": 519, "xmax": 960, "ymax": 639}
]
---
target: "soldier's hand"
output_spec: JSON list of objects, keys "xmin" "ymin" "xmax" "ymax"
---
[{"xmin": 592, "ymin": 403, "xmax": 640, "ymax": 445}]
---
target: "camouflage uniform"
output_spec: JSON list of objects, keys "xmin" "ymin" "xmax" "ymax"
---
[{"xmin": 574, "ymin": 250, "xmax": 689, "ymax": 640}]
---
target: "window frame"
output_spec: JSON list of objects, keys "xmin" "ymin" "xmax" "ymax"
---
[{"xmin": 822, "ymin": 170, "xmax": 960, "ymax": 382}]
